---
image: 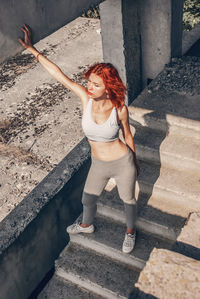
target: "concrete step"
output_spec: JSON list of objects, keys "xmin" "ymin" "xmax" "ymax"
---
[
  {"xmin": 38, "ymin": 274, "xmax": 103, "ymax": 299},
  {"xmin": 137, "ymin": 159, "xmax": 200, "ymax": 209},
  {"xmin": 98, "ymin": 188, "xmax": 186, "ymax": 241},
  {"xmin": 129, "ymin": 121, "xmax": 200, "ymax": 173},
  {"xmin": 128, "ymin": 89, "xmax": 200, "ymax": 139},
  {"xmin": 55, "ymin": 242, "xmax": 140, "ymax": 299},
  {"xmin": 69, "ymin": 215, "xmax": 173, "ymax": 271}
]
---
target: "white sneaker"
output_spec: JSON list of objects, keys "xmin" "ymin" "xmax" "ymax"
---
[
  {"xmin": 122, "ymin": 232, "xmax": 136, "ymax": 254},
  {"xmin": 66, "ymin": 222, "xmax": 94, "ymax": 234}
]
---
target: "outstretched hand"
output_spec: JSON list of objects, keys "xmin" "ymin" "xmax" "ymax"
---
[{"xmin": 18, "ymin": 24, "xmax": 32, "ymax": 49}]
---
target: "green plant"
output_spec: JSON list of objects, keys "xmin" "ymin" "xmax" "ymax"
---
[
  {"xmin": 81, "ymin": 2, "xmax": 200, "ymax": 31},
  {"xmin": 81, "ymin": 6, "xmax": 100, "ymax": 19},
  {"xmin": 183, "ymin": 0, "xmax": 200, "ymax": 31}
]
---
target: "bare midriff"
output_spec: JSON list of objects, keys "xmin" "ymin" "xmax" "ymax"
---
[{"xmin": 89, "ymin": 138, "xmax": 129, "ymax": 161}]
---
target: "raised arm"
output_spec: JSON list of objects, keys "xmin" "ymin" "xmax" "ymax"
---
[{"xmin": 18, "ymin": 24, "xmax": 88, "ymax": 105}]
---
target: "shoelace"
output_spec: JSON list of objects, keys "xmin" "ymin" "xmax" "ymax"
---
[{"xmin": 124, "ymin": 234, "xmax": 136, "ymax": 245}]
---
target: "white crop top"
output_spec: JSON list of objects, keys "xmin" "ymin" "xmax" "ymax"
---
[{"xmin": 82, "ymin": 98, "xmax": 120, "ymax": 142}]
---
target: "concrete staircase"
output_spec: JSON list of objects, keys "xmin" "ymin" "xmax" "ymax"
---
[{"xmin": 38, "ymin": 57, "xmax": 200, "ymax": 298}]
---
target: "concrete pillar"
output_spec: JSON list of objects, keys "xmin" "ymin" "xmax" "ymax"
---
[
  {"xmin": 140, "ymin": 0, "xmax": 184, "ymax": 86},
  {"xmin": 99, "ymin": 0, "xmax": 142, "ymax": 104}
]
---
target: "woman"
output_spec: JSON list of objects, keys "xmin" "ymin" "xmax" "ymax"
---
[{"xmin": 19, "ymin": 24, "xmax": 140, "ymax": 254}]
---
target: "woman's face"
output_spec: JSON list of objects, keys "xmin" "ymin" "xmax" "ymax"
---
[{"xmin": 87, "ymin": 73, "xmax": 107, "ymax": 99}]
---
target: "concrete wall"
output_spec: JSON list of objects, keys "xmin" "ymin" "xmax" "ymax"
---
[
  {"xmin": 122, "ymin": 0, "xmax": 142, "ymax": 103},
  {"xmin": 0, "ymin": 138, "xmax": 90, "ymax": 299},
  {"xmin": 1, "ymin": 0, "xmax": 185, "ymax": 98},
  {"xmin": 140, "ymin": 0, "xmax": 184, "ymax": 85},
  {"xmin": 100, "ymin": 0, "xmax": 184, "ymax": 101},
  {"xmin": 0, "ymin": 0, "xmax": 103, "ymax": 63},
  {"xmin": 100, "ymin": 0, "xmax": 126, "ymax": 84}
]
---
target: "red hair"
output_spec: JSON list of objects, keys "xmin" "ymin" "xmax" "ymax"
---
[{"xmin": 83, "ymin": 63, "xmax": 127, "ymax": 108}]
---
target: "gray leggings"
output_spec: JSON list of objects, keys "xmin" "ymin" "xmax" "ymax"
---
[{"xmin": 82, "ymin": 148, "xmax": 137, "ymax": 229}]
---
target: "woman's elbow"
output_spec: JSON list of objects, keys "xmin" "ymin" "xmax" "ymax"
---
[{"xmin": 50, "ymin": 64, "xmax": 61, "ymax": 77}]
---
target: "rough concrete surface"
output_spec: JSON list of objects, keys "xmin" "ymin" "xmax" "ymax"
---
[
  {"xmin": 135, "ymin": 248, "xmax": 200, "ymax": 299},
  {"xmin": 0, "ymin": 17, "xmax": 102, "ymax": 222},
  {"xmin": 0, "ymin": 0, "xmax": 103, "ymax": 63},
  {"xmin": 56, "ymin": 242, "xmax": 139, "ymax": 298},
  {"xmin": 148, "ymin": 56, "xmax": 200, "ymax": 96},
  {"xmin": 38, "ymin": 275, "xmax": 103, "ymax": 299}
]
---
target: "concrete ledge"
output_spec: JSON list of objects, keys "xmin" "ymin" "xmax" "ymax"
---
[{"xmin": 0, "ymin": 138, "xmax": 90, "ymax": 299}]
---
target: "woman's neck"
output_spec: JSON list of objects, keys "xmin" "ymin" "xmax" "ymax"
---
[{"xmin": 92, "ymin": 98, "xmax": 113, "ymax": 110}]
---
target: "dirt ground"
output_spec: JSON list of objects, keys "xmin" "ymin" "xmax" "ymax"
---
[{"xmin": 0, "ymin": 17, "xmax": 102, "ymax": 222}]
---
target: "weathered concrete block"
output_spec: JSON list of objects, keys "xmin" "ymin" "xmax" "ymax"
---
[
  {"xmin": 177, "ymin": 212, "xmax": 200, "ymax": 249},
  {"xmin": 173, "ymin": 212, "xmax": 200, "ymax": 260},
  {"xmin": 135, "ymin": 248, "xmax": 200, "ymax": 299}
]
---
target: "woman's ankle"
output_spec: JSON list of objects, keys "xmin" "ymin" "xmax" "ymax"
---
[
  {"xmin": 81, "ymin": 223, "xmax": 91, "ymax": 228},
  {"xmin": 126, "ymin": 228, "xmax": 135, "ymax": 235}
]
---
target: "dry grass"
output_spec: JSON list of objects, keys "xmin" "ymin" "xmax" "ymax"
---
[
  {"xmin": 0, "ymin": 50, "xmax": 50, "ymax": 91},
  {"xmin": 183, "ymin": 0, "xmax": 200, "ymax": 31},
  {"xmin": 0, "ymin": 119, "xmax": 11, "ymax": 129},
  {"xmin": 0, "ymin": 143, "xmax": 32, "ymax": 160},
  {"xmin": 0, "ymin": 142, "xmax": 52, "ymax": 170},
  {"xmin": 81, "ymin": 6, "xmax": 100, "ymax": 19},
  {"xmin": 0, "ymin": 120, "xmax": 11, "ymax": 143}
]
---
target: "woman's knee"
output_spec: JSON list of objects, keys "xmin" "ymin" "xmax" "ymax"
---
[{"xmin": 122, "ymin": 197, "xmax": 137, "ymax": 205}]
